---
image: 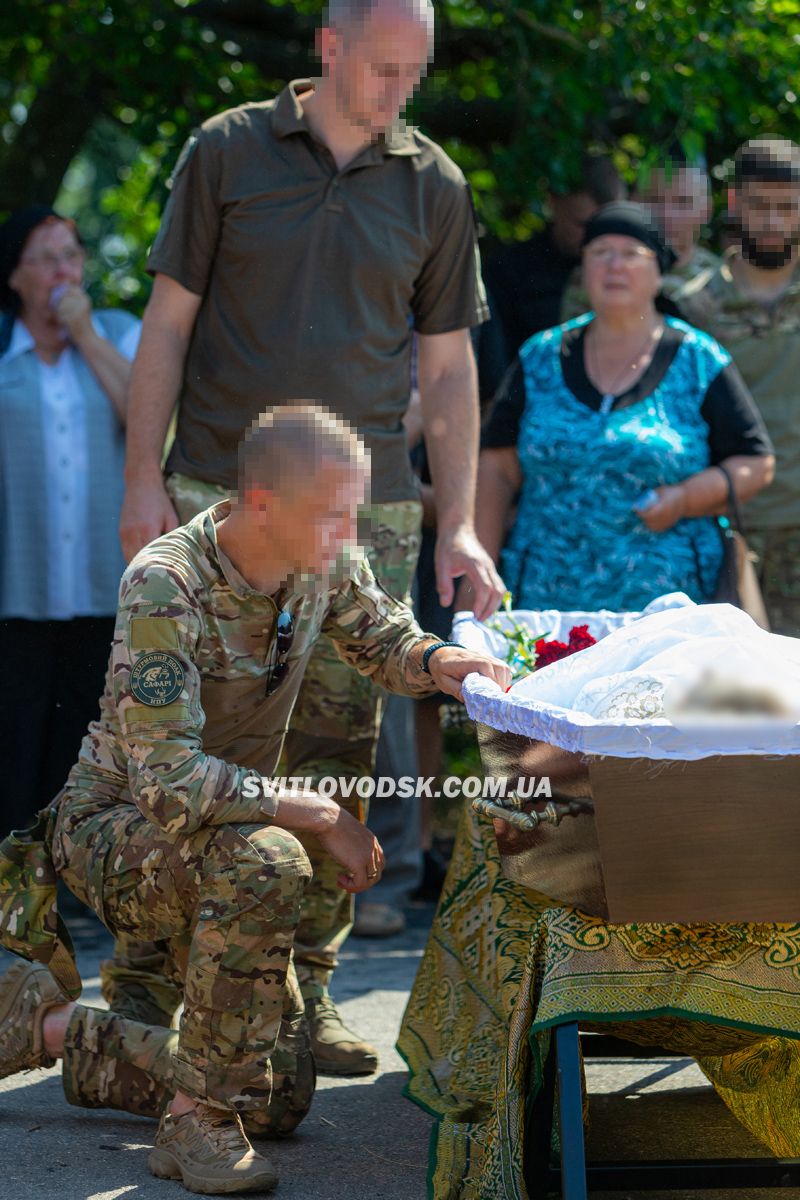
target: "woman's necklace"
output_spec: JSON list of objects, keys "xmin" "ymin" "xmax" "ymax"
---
[{"xmin": 587, "ymin": 320, "xmax": 664, "ymax": 415}]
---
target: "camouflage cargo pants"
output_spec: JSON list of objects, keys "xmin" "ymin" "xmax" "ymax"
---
[
  {"xmin": 54, "ymin": 793, "xmax": 313, "ymax": 1115},
  {"xmin": 747, "ymin": 527, "xmax": 800, "ymax": 637},
  {"xmin": 61, "ymin": 971, "xmax": 314, "ymax": 1137},
  {"xmin": 101, "ymin": 474, "xmax": 422, "ymax": 1020}
]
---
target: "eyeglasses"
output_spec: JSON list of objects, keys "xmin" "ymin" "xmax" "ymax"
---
[
  {"xmin": 19, "ymin": 248, "xmax": 84, "ymax": 271},
  {"xmin": 265, "ymin": 608, "xmax": 295, "ymax": 697},
  {"xmin": 585, "ymin": 244, "xmax": 657, "ymax": 265}
]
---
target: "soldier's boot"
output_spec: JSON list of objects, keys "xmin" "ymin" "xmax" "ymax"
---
[
  {"xmin": 0, "ymin": 961, "xmax": 65, "ymax": 1079},
  {"xmin": 149, "ymin": 1104, "xmax": 279, "ymax": 1195},
  {"xmin": 303, "ymin": 992, "xmax": 378, "ymax": 1077}
]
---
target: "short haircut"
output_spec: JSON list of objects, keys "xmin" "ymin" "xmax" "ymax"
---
[
  {"xmin": 238, "ymin": 404, "xmax": 370, "ymax": 498},
  {"xmin": 733, "ymin": 138, "xmax": 800, "ymax": 187},
  {"xmin": 324, "ymin": 0, "xmax": 433, "ymax": 34}
]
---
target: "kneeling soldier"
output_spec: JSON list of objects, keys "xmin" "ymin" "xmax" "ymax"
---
[{"xmin": 0, "ymin": 405, "xmax": 509, "ymax": 1195}]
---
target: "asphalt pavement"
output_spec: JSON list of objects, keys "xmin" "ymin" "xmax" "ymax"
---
[{"xmin": 0, "ymin": 905, "xmax": 797, "ymax": 1200}]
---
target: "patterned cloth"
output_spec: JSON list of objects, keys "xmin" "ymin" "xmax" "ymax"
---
[
  {"xmin": 399, "ymin": 806, "xmax": 800, "ymax": 1199},
  {"xmin": 502, "ymin": 315, "xmax": 724, "ymax": 610}
]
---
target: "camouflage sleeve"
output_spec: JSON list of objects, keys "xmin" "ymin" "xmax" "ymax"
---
[
  {"xmin": 322, "ymin": 558, "xmax": 438, "ymax": 697},
  {"xmin": 112, "ymin": 560, "xmax": 275, "ymax": 835},
  {"xmin": 560, "ymin": 266, "xmax": 591, "ymax": 323}
]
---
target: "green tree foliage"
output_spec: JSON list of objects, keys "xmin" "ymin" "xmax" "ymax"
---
[{"xmin": 3, "ymin": 0, "xmax": 800, "ymax": 306}]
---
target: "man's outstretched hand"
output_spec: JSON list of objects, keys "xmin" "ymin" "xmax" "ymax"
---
[{"xmin": 426, "ymin": 645, "xmax": 511, "ymax": 703}]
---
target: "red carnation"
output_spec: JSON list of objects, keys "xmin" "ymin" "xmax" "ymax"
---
[{"xmin": 534, "ymin": 625, "xmax": 596, "ymax": 670}]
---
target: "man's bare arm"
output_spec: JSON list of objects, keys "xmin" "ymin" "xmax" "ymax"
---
[
  {"xmin": 416, "ymin": 328, "xmax": 505, "ymax": 621},
  {"xmin": 119, "ymin": 273, "xmax": 202, "ymax": 561}
]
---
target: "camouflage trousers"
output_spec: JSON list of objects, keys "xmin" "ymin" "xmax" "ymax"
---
[
  {"xmin": 101, "ymin": 474, "xmax": 422, "ymax": 1021},
  {"xmin": 61, "ymin": 976, "xmax": 313, "ymax": 1137},
  {"xmin": 54, "ymin": 793, "xmax": 313, "ymax": 1116},
  {"xmin": 747, "ymin": 526, "xmax": 800, "ymax": 637}
]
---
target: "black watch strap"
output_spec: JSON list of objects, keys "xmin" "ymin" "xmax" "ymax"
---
[{"xmin": 421, "ymin": 640, "xmax": 464, "ymax": 674}]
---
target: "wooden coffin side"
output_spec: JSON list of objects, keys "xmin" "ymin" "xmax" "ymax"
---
[{"xmin": 589, "ymin": 755, "xmax": 800, "ymax": 923}]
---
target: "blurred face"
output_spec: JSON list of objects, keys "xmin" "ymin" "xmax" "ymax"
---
[
  {"xmin": 582, "ymin": 234, "xmax": 661, "ymax": 315},
  {"xmin": 730, "ymin": 180, "xmax": 800, "ymax": 269},
  {"xmin": 8, "ymin": 220, "xmax": 84, "ymax": 316},
  {"xmin": 636, "ymin": 166, "xmax": 710, "ymax": 260},
  {"xmin": 256, "ymin": 460, "xmax": 368, "ymax": 580},
  {"xmin": 549, "ymin": 191, "xmax": 599, "ymax": 260},
  {"xmin": 320, "ymin": 4, "xmax": 432, "ymax": 137}
]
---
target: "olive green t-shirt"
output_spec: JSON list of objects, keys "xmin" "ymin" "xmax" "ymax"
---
[
  {"xmin": 148, "ymin": 80, "xmax": 488, "ymax": 502},
  {"xmin": 677, "ymin": 249, "xmax": 800, "ymax": 530}
]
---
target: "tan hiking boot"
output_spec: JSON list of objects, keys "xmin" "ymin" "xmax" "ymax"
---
[
  {"xmin": 0, "ymin": 961, "xmax": 64, "ymax": 1079},
  {"xmin": 352, "ymin": 902, "xmax": 406, "ymax": 938},
  {"xmin": 304, "ymin": 993, "xmax": 378, "ymax": 1076},
  {"xmin": 149, "ymin": 1103, "xmax": 278, "ymax": 1195}
]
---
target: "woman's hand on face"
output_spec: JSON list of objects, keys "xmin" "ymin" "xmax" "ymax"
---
[
  {"xmin": 54, "ymin": 285, "xmax": 93, "ymax": 343},
  {"xmin": 637, "ymin": 483, "xmax": 687, "ymax": 532}
]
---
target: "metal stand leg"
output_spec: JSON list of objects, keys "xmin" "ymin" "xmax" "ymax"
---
[
  {"xmin": 524, "ymin": 1030, "xmax": 557, "ymax": 1196},
  {"xmin": 556, "ymin": 1022, "xmax": 588, "ymax": 1200}
]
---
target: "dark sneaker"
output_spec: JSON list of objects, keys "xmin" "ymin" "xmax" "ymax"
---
[
  {"xmin": 304, "ymin": 993, "xmax": 378, "ymax": 1076},
  {"xmin": 0, "ymin": 961, "xmax": 64, "ymax": 1079},
  {"xmin": 149, "ymin": 1103, "xmax": 279, "ymax": 1195}
]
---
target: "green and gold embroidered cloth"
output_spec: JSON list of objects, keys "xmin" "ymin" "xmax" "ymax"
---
[{"xmin": 398, "ymin": 806, "xmax": 800, "ymax": 1199}]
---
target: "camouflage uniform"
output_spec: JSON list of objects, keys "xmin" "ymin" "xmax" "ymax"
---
[
  {"xmin": 676, "ymin": 249, "xmax": 800, "ymax": 635},
  {"xmin": 46, "ymin": 500, "xmax": 433, "ymax": 1118},
  {"xmin": 559, "ymin": 244, "xmax": 721, "ymax": 324},
  {"xmin": 103, "ymin": 475, "xmax": 423, "ymax": 1020}
]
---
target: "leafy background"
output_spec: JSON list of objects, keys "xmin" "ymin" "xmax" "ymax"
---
[{"xmin": 3, "ymin": 0, "xmax": 800, "ymax": 311}]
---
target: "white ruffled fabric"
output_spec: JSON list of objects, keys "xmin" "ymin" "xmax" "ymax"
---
[{"xmin": 455, "ymin": 595, "xmax": 800, "ymax": 760}]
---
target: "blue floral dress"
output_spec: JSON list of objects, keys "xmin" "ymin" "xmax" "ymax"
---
[{"xmin": 490, "ymin": 314, "xmax": 771, "ymax": 611}]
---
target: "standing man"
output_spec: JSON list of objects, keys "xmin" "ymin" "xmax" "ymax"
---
[
  {"xmin": 114, "ymin": 0, "xmax": 503, "ymax": 1076},
  {"xmin": 678, "ymin": 138, "xmax": 800, "ymax": 633}
]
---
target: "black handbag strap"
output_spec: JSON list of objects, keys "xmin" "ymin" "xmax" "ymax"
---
[{"xmin": 716, "ymin": 463, "xmax": 747, "ymax": 537}]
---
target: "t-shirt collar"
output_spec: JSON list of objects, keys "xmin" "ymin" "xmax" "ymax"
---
[{"xmin": 271, "ymin": 78, "xmax": 420, "ymax": 159}]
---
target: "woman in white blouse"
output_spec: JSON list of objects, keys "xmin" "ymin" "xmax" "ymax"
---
[{"xmin": 0, "ymin": 206, "xmax": 141, "ymax": 834}]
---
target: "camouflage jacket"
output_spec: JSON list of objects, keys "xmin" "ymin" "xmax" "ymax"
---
[
  {"xmin": 674, "ymin": 248, "xmax": 800, "ymax": 529},
  {"xmin": 66, "ymin": 502, "xmax": 435, "ymax": 836},
  {"xmin": 560, "ymin": 245, "xmax": 721, "ymax": 324}
]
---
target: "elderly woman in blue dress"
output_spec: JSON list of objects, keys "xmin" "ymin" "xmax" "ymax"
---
[
  {"xmin": 403, "ymin": 205, "xmax": 781, "ymax": 1199},
  {"xmin": 0, "ymin": 206, "xmax": 141, "ymax": 834},
  {"xmin": 461, "ymin": 201, "xmax": 775, "ymax": 613}
]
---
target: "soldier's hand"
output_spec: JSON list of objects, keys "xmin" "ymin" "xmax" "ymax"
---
[
  {"xmin": 427, "ymin": 647, "xmax": 511, "ymax": 704},
  {"xmin": 316, "ymin": 809, "xmax": 385, "ymax": 894},
  {"xmin": 120, "ymin": 475, "xmax": 180, "ymax": 562}
]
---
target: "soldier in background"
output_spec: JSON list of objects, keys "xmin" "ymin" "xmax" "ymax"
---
[
  {"xmin": 677, "ymin": 138, "xmax": 800, "ymax": 634},
  {"xmin": 0, "ymin": 406, "xmax": 509, "ymax": 1196}
]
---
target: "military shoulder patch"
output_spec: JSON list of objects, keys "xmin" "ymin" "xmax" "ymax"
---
[{"xmin": 130, "ymin": 652, "xmax": 185, "ymax": 707}]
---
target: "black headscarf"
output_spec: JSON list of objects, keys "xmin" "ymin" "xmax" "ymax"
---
[
  {"xmin": 0, "ymin": 204, "xmax": 61, "ymax": 314},
  {"xmin": 582, "ymin": 200, "xmax": 677, "ymax": 275}
]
